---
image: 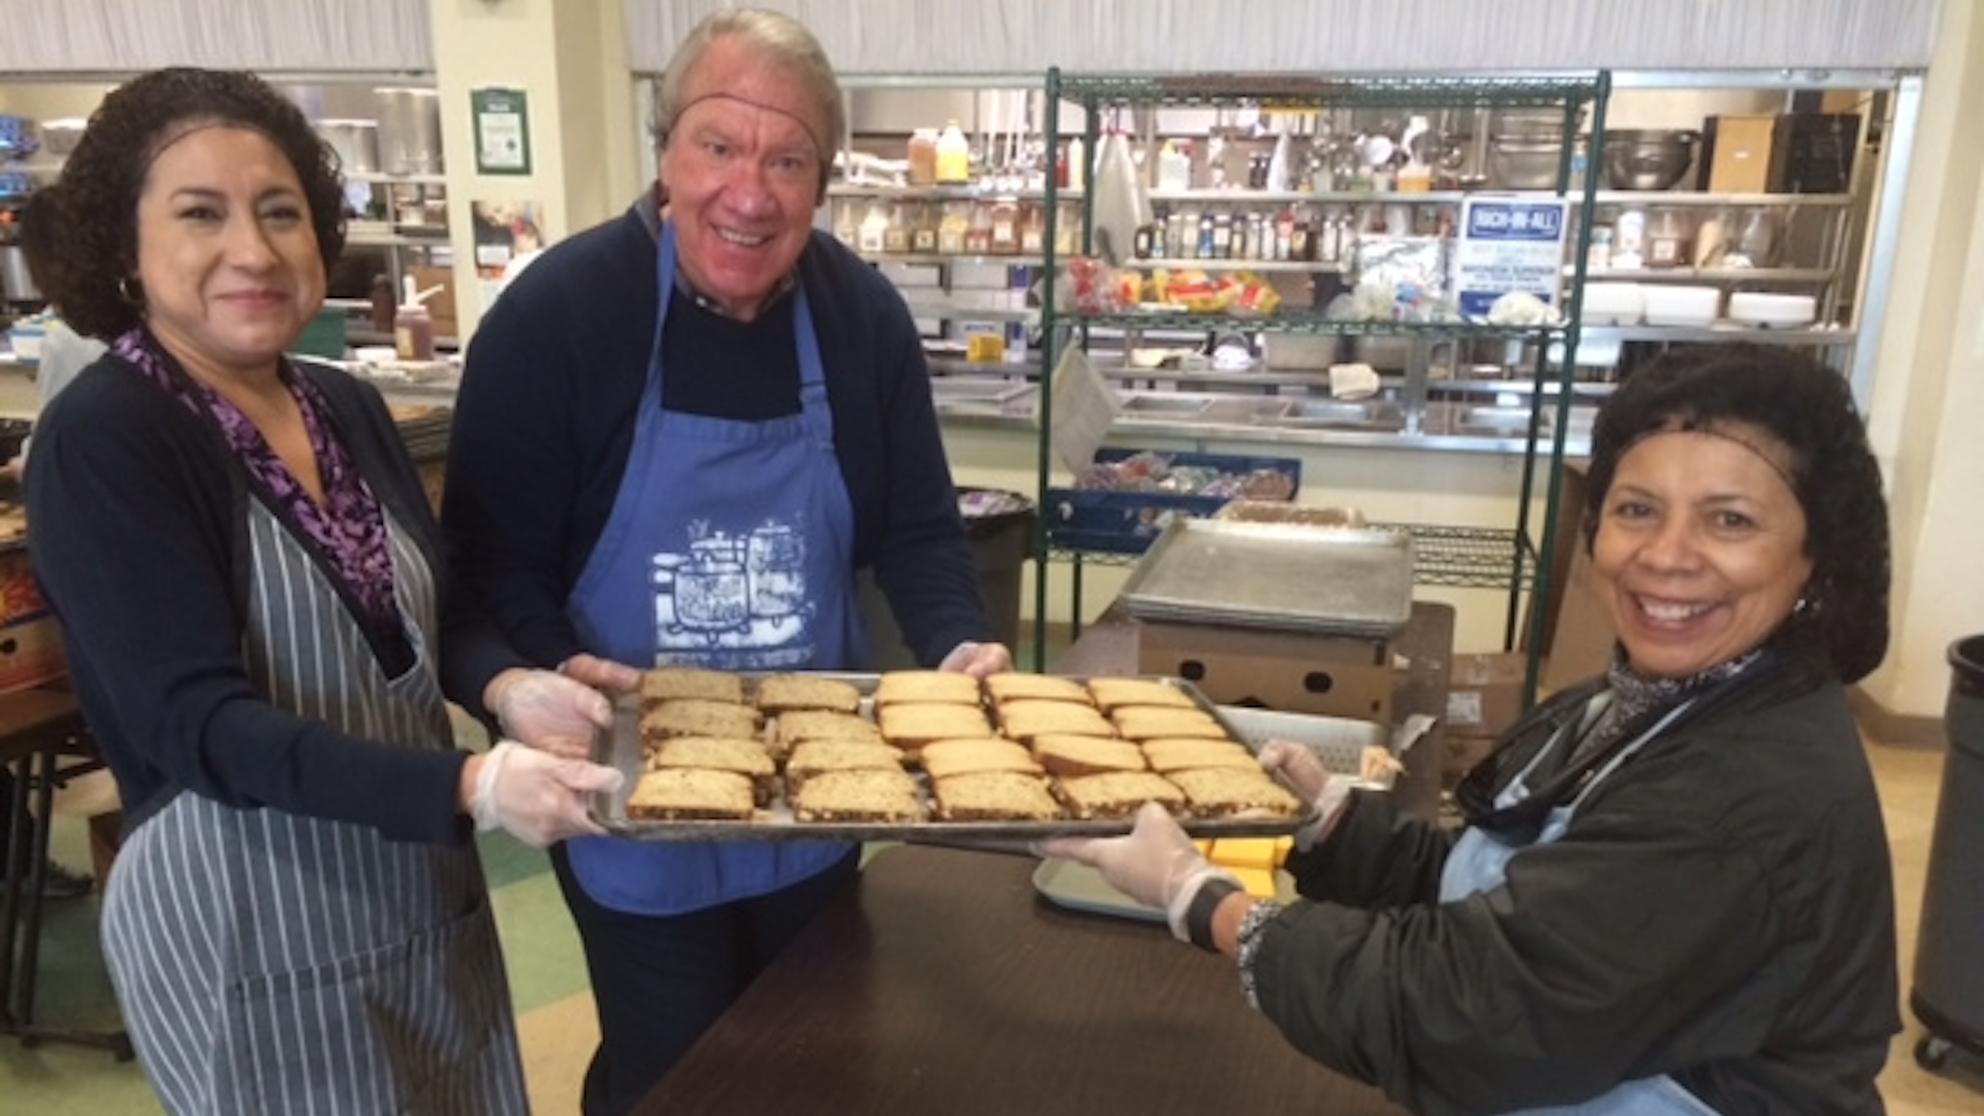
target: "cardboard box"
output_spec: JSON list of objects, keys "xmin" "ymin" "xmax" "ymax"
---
[
  {"xmin": 1700, "ymin": 115, "xmax": 1778, "ymax": 193},
  {"xmin": 1445, "ymin": 651, "xmax": 1527, "ymax": 739},
  {"xmin": 1136, "ymin": 620, "xmax": 1394, "ymax": 722},
  {"xmin": 1444, "ymin": 732, "xmax": 1501, "ymax": 789},
  {"xmin": 1539, "ymin": 539, "xmax": 1618, "ymax": 696},
  {"xmin": 0, "ymin": 550, "xmax": 66, "ymax": 694}
]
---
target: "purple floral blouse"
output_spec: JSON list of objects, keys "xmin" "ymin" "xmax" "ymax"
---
[{"xmin": 113, "ymin": 329, "xmax": 402, "ymax": 641}]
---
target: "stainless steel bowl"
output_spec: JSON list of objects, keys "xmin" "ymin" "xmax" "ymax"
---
[
  {"xmin": 1488, "ymin": 136, "xmax": 1587, "ymax": 190},
  {"xmin": 1603, "ymin": 129, "xmax": 1699, "ymax": 191}
]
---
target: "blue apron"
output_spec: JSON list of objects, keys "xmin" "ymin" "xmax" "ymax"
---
[
  {"xmin": 1439, "ymin": 699, "xmax": 1719, "ymax": 1116},
  {"xmin": 562, "ymin": 221, "xmax": 862, "ymax": 915}
]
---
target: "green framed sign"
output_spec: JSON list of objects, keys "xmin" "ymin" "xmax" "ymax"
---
[{"xmin": 471, "ymin": 86, "xmax": 531, "ymax": 176}]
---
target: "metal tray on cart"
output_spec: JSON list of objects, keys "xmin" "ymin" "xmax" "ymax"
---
[
  {"xmin": 589, "ymin": 672, "xmax": 1314, "ymax": 842},
  {"xmin": 1118, "ymin": 518, "xmax": 1413, "ymax": 639}
]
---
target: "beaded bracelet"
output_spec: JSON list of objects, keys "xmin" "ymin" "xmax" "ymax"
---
[{"xmin": 1235, "ymin": 899, "xmax": 1285, "ymax": 1010}]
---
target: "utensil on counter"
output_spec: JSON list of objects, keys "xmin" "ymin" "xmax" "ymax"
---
[{"xmin": 1603, "ymin": 129, "xmax": 1700, "ymax": 191}]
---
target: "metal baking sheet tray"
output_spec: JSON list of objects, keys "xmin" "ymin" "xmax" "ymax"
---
[
  {"xmin": 1118, "ymin": 518, "xmax": 1413, "ymax": 639},
  {"xmin": 590, "ymin": 672, "xmax": 1312, "ymax": 842}
]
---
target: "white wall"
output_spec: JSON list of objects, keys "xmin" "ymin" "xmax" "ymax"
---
[
  {"xmin": 628, "ymin": 0, "xmax": 1940, "ymax": 74},
  {"xmin": 0, "ymin": 0, "xmax": 432, "ymax": 72}
]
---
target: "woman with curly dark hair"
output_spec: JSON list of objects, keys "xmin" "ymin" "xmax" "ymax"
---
[
  {"xmin": 1047, "ymin": 344, "xmax": 1899, "ymax": 1114},
  {"xmin": 23, "ymin": 67, "xmax": 626, "ymax": 1115}
]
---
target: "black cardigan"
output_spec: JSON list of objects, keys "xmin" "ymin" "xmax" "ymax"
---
[
  {"xmin": 1255, "ymin": 651, "xmax": 1899, "ymax": 1114},
  {"xmin": 26, "ymin": 356, "xmax": 524, "ymax": 845},
  {"xmin": 441, "ymin": 200, "xmax": 989, "ymax": 671}
]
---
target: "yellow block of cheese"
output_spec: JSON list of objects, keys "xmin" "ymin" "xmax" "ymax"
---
[
  {"xmin": 1228, "ymin": 866, "xmax": 1279, "ymax": 899},
  {"xmin": 1209, "ymin": 837, "xmax": 1292, "ymax": 871}
]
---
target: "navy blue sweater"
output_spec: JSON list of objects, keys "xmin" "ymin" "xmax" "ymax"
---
[
  {"xmin": 443, "ymin": 200, "xmax": 988, "ymax": 669},
  {"xmin": 26, "ymin": 358, "xmax": 523, "ymax": 845}
]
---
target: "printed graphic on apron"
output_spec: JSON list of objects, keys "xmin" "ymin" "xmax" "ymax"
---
[{"xmin": 651, "ymin": 516, "xmax": 816, "ymax": 667}]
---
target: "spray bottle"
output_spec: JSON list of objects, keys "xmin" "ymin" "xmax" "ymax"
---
[{"xmin": 394, "ymin": 276, "xmax": 442, "ymax": 360}]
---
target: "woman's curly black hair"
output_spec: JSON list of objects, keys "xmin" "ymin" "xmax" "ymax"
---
[
  {"xmin": 23, "ymin": 67, "xmax": 346, "ymax": 340},
  {"xmin": 1582, "ymin": 344, "xmax": 1890, "ymax": 682}
]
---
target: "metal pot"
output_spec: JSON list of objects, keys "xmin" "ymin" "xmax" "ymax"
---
[
  {"xmin": 375, "ymin": 88, "xmax": 442, "ymax": 176},
  {"xmin": 1488, "ymin": 135, "xmax": 1587, "ymax": 190},
  {"xmin": 1, "ymin": 245, "xmax": 41, "ymax": 302},
  {"xmin": 1603, "ymin": 129, "xmax": 1699, "ymax": 191},
  {"xmin": 314, "ymin": 118, "xmax": 380, "ymax": 175}
]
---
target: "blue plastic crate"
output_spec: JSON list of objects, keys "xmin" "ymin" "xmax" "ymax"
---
[{"xmin": 1046, "ymin": 449, "xmax": 1302, "ymax": 556}]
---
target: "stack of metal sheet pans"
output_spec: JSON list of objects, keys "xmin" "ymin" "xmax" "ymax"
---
[{"xmin": 1118, "ymin": 518, "xmax": 1413, "ymax": 640}]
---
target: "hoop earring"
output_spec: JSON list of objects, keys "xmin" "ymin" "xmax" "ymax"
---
[{"xmin": 118, "ymin": 276, "xmax": 144, "ymax": 306}]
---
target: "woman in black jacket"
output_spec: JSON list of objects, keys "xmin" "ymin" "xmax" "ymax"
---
[{"xmin": 1047, "ymin": 345, "xmax": 1898, "ymax": 1115}]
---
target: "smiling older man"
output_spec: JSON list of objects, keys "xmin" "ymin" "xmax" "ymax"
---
[{"xmin": 442, "ymin": 9, "xmax": 1005, "ymax": 1114}]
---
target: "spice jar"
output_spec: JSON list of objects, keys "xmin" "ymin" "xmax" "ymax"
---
[
  {"xmin": 1645, "ymin": 207, "xmax": 1691, "ymax": 269},
  {"xmin": 906, "ymin": 128, "xmax": 939, "ymax": 186}
]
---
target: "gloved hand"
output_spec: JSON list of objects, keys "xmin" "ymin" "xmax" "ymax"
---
[
  {"xmin": 938, "ymin": 640, "xmax": 1014, "ymax": 678},
  {"xmin": 1036, "ymin": 802, "xmax": 1237, "ymax": 942},
  {"xmin": 1258, "ymin": 740, "xmax": 1355, "ymax": 851},
  {"xmin": 558, "ymin": 653, "xmax": 643, "ymax": 695},
  {"xmin": 485, "ymin": 668, "xmax": 614, "ymax": 760},
  {"xmin": 467, "ymin": 741, "xmax": 622, "ymax": 848}
]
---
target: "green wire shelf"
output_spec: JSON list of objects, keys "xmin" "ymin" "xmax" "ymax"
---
[
  {"xmin": 1054, "ymin": 73, "xmax": 1601, "ymax": 109},
  {"xmin": 1066, "ymin": 312, "xmax": 1564, "ymax": 340},
  {"xmin": 1371, "ymin": 523, "xmax": 1537, "ymax": 590}
]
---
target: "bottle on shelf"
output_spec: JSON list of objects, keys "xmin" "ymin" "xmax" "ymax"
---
[
  {"xmin": 832, "ymin": 198, "xmax": 859, "ymax": 246},
  {"xmin": 911, "ymin": 202, "xmax": 939, "ymax": 254},
  {"xmin": 1166, "ymin": 209, "xmax": 1189, "ymax": 259},
  {"xmin": 1197, "ymin": 211, "xmax": 1215, "ymax": 259},
  {"xmin": 1211, "ymin": 211, "xmax": 1233, "ymax": 259},
  {"xmin": 858, "ymin": 199, "xmax": 890, "ymax": 254},
  {"xmin": 369, "ymin": 273, "xmax": 397, "ymax": 333},
  {"xmin": 1055, "ymin": 202, "xmax": 1080, "ymax": 256},
  {"xmin": 935, "ymin": 120, "xmax": 971, "ymax": 184},
  {"xmin": 989, "ymin": 197, "xmax": 1021, "ymax": 255},
  {"xmin": 1274, "ymin": 209, "xmax": 1295, "ymax": 262},
  {"xmin": 883, "ymin": 202, "xmax": 911, "ymax": 254},
  {"xmin": 1020, "ymin": 203, "xmax": 1045, "ymax": 255},
  {"xmin": 939, "ymin": 201, "xmax": 970, "ymax": 254},
  {"xmin": 1155, "ymin": 139, "xmax": 1191, "ymax": 191},
  {"xmin": 965, "ymin": 200, "xmax": 994, "ymax": 254},
  {"xmin": 907, "ymin": 127, "xmax": 940, "ymax": 186},
  {"xmin": 394, "ymin": 276, "xmax": 437, "ymax": 360}
]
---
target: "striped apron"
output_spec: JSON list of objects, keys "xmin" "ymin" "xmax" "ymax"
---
[{"xmin": 99, "ymin": 501, "xmax": 527, "ymax": 1115}]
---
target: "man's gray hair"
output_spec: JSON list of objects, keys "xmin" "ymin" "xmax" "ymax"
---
[{"xmin": 652, "ymin": 8, "xmax": 845, "ymax": 191}]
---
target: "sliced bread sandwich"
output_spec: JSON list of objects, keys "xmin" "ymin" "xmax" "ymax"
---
[
  {"xmin": 932, "ymin": 770, "xmax": 1062, "ymax": 821},
  {"xmin": 1030, "ymin": 734, "xmax": 1149, "ymax": 778},
  {"xmin": 790, "ymin": 768, "xmax": 925, "ymax": 824},
  {"xmin": 1167, "ymin": 767, "xmax": 1304, "ymax": 818},
  {"xmin": 1052, "ymin": 771, "xmax": 1188, "ymax": 819},
  {"xmin": 873, "ymin": 669, "xmax": 982, "ymax": 707},
  {"xmin": 641, "ymin": 666, "xmax": 746, "ymax": 707},
  {"xmin": 755, "ymin": 674, "xmax": 863, "ymax": 715},
  {"xmin": 984, "ymin": 672, "xmax": 1093, "ymax": 706},
  {"xmin": 627, "ymin": 768, "xmax": 755, "ymax": 821}
]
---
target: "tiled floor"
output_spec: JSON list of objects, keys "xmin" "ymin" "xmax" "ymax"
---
[{"xmin": 5, "ymin": 738, "xmax": 1981, "ymax": 1114}]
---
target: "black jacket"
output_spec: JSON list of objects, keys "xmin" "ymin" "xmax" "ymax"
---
[
  {"xmin": 27, "ymin": 356, "xmax": 523, "ymax": 844},
  {"xmin": 1254, "ymin": 650, "xmax": 1898, "ymax": 1114}
]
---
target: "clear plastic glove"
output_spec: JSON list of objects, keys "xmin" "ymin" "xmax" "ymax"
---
[
  {"xmin": 486, "ymin": 668, "xmax": 613, "ymax": 760},
  {"xmin": 558, "ymin": 653, "xmax": 643, "ymax": 695},
  {"xmin": 1035, "ymin": 802, "xmax": 1236, "ymax": 942},
  {"xmin": 1258, "ymin": 740, "xmax": 1355, "ymax": 851},
  {"xmin": 938, "ymin": 640, "xmax": 1014, "ymax": 678},
  {"xmin": 469, "ymin": 741, "xmax": 622, "ymax": 848}
]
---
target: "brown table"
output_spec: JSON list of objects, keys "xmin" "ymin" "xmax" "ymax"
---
[
  {"xmin": 638, "ymin": 844, "xmax": 1405, "ymax": 1115},
  {"xmin": 0, "ymin": 684, "xmax": 131, "ymax": 1057}
]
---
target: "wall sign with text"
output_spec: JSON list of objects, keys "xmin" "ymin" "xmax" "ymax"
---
[{"xmin": 471, "ymin": 86, "xmax": 531, "ymax": 175}]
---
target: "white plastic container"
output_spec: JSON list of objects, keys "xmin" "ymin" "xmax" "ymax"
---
[
  {"xmin": 1580, "ymin": 282, "xmax": 1645, "ymax": 325},
  {"xmin": 1641, "ymin": 285, "xmax": 1721, "ymax": 327},
  {"xmin": 1727, "ymin": 292, "xmax": 1817, "ymax": 329}
]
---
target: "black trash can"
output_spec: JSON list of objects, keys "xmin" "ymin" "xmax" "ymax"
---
[
  {"xmin": 1911, "ymin": 634, "xmax": 1984, "ymax": 1072},
  {"xmin": 855, "ymin": 488, "xmax": 1037, "ymax": 670}
]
